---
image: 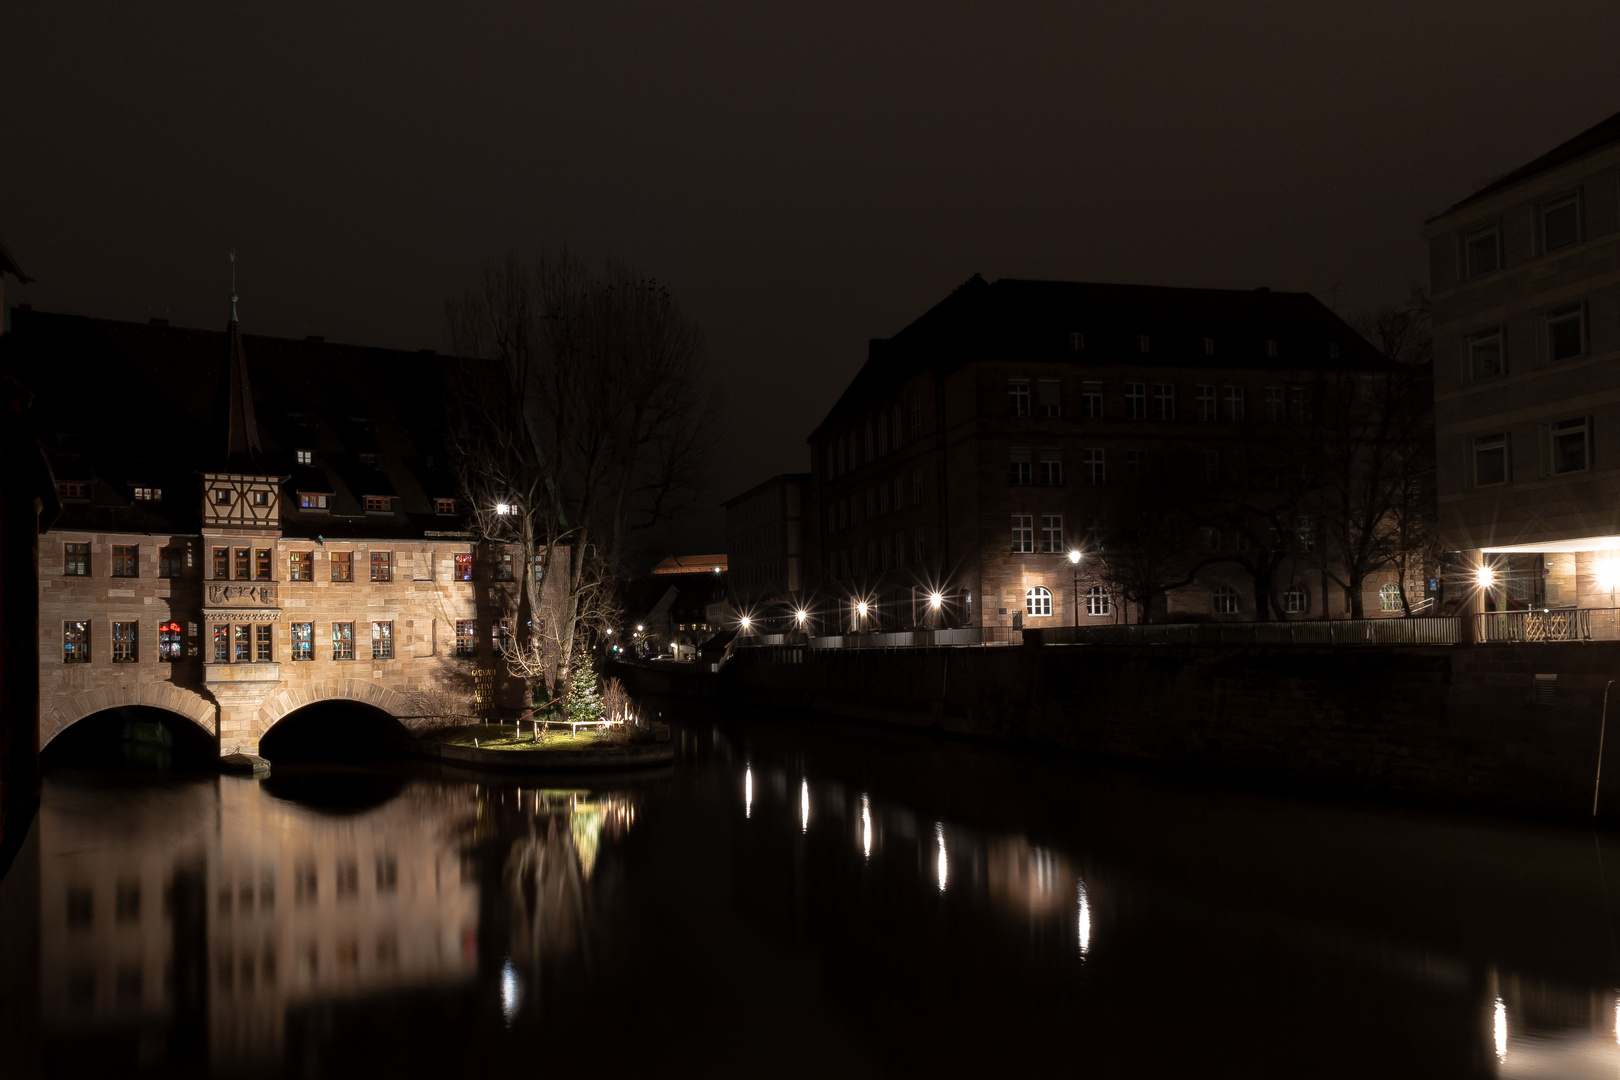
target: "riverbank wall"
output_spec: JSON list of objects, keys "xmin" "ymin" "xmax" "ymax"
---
[{"xmin": 616, "ymin": 642, "xmax": 1620, "ymax": 819}]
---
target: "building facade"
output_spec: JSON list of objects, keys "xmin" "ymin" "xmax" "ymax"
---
[
  {"xmin": 722, "ymin": 473, "xmax": 808, "ymax": 615},
  {"xmin": 1426, "ymin": 109, "xmax": 1620, "ymax": 628},
  {"xmin": 3, "ymin": 307, "xmax": 566, "ymax": 758},
  {"xmin": 804, "ymin": 276, "xmax": 1407, "ymax": 630}
]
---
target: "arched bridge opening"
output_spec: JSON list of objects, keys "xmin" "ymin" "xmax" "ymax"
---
[
  {"xmin": 41, "ymin": 705, "xmax": 218, "ymax": 773},
  {"xmin": 258, "ymin": 699, "xmax": 414, "ymax": 765}
]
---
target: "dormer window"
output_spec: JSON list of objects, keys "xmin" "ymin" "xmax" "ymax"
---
[
  {"xmin": 1266, "ymin": 339, "xmax": 1278, "ymax": 357},
  {"xmin": 364, "ymin": 496, "xmax": 391, "ymax": 512},
  {"xmin": 359, "ymin": 452, "xmax": 379, "ymax": 466},
  {"xmin": 1203, "ymin": 338, "xmax": 1214, "ymax": 355},
  {"xmin": 299, "ymin": 493, "xmax": 329, "ymax": 511},
  {"xmin": 1068, "ymin": 332, "xmax": 1084, "ymax": 351},
  {"xmin": 435, "ymin": 498, "xmax": 457, "ymax": 515},
  {"xmin": 1138, "ymin": 335, "xmax": 1150, "ymax": 353},
  {"xmin": 213, "ymin": 489, "xmax": 232, "ymax": 505},
  {"xmin": 58, "ymin": 482, "xmax": 89, "ymax": 500},
  {"xmin": 133, "ymin": 486, "xmax": 161, "ymax": 501},
  {"xmin": 295, "ymin": 449, "xmax": 312, "ymax": 465}
]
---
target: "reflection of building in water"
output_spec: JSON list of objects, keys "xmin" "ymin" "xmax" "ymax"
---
[
  {"xmin": 38, "ymin": 776, "xmax": 479, "ymax": 1071},
  {"xmin": 985, "ymin": 837, "xmax": 1075, "ymax": 920},
  {"xmin": 1491, "ymin": 968, "xmax": 1620, "ymax": 1079}
]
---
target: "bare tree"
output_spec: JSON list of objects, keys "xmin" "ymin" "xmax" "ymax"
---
[
  {"xmin": 1089, "ymin": 460, "xmax": 1208, "ymax": 624},
  {"xmin": 447, "ymin": 250, "xmax": 719, "ymax": 694}
]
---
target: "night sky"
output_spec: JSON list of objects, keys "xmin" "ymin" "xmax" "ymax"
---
[{"xmin": 7, "ymin": 2, "xmax": 1620, "ymax": 551}]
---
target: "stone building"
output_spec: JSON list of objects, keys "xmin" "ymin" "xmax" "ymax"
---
[
  {"xmin": 804, "ymin": 275, "xmax": 1406, "ymax": 630},
  {"xmin": 3, "ymin": 305, "xmax": 567, "ymax": 759},
  {"xmin": 722, "ymin": 473, "xmax": 808, "ymax": 618},
  {"xmin": 1425, "ymin": 109, "xmax": 1620, "ymax": 633}
]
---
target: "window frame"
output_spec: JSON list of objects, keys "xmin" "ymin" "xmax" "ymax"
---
[
  {"xmin": 159, "ymin": 545, "xmax": 184, "ymax": 578},
  {"xmin": 1541, "ymin": 192, "xmax": 1580, "ymax": 252},
  {"xmin": 158, "ymin": 621, "xmax": 183, "ymax": 661},
  {"xmin": 112, "ymin": 621, "xmax": 137, "ymax": 663},
  {"xmin": 291, "ymin": 622, "xmax": 314, "ymax": 661},
  {"xmin": 1282, "ymin": 587, "xmax": 1308, "ymax": 614},
  {"xmin": 455, "ymin": 619, "xmax": 478, "ymax": 657},
  {"xmin": 1153, "ymin": 383, "xmax": 1175, "ymax": 421},
  {"xmin": 1009, "ymin": 448, "xmax": 1032, "ymax": 486},
  {"xmin": 64, "ymin": 543, "xmax": 90, "ymax": 577},
  {"xmin": 1040, "ymin": 515, "xmax": 1063, "ymax": 554},
  {"xmin": 1212, "ymin": 585, "xmax": 1239, "ymax": 615},
  {"xmin": 1378, "ymin": 582, "xmax": 1404, "ymax": 613},
  {"xmin": 1224, "ymin": 385, "xmax": 1245, "ymax": 422},
  {"xmin": 330, "ymin": 551, "xmax": 353, "ymax": 582},
  {"xmin": 1468, "ymin": 328, "xmax": 1504, "ymax": 381},
  {"xmin": 1550, "ymin": 417, "xmax": 1590, "ymax": 475},
  {"xmin": 1086, "ymin": 585, "xmax": 1111, "ymax": 617},
  {"xmin": 64, "ymin": 621, "xmax": 90, "ymax": 663},
  {"xmin": 371, "ymin": 551, "xmax": 394, "ymax": 583},
  {"xmin": 289, "ymin": 551, "xmax": 313, "ymax": 581},
  {"xmin": 1080, "ymin": 381, "xmax": 1104, "ymax": 419},
  {"xmin": 1465, "ymin": 223, "xmax": 1501, "ymax": 278},
  {"xmin": 454, "ymin": 554, "xmax": 474, "ymax": 582},
  {"xmin": 1124, "ymin": 383, "xmax": 1146, "ymax": 420},
  {"xmin": 1474, "ymin": 433, "xmax": 1509, "ymax": 487},
  {"xmin": 1011, "ymin": 515, "xmax": 1034, "ymax": 554},
  {"xmin": 1083, "ymin": 448, "xmax": 1105, "ymax": 486},
  {"xmin": 372, "ymin": 621, "xmax": 394, "ymax": 660},
  {"xmin": 1036, "ymin": 379, "xmax": 1062, "ymax": 418},
  {"xmin": 332, "ymin": 622, "xmax": 355, "ymax": 661},
  {"xmin": 1038, "ymin": 450, "xmax": 1062, "ymax": 486},
  {"xmin": 1196, "ymin": 385, "xmax": 1217, "ymax": 422},
  {"xmin": 1007, "ymin": 379, "xmax": 1031, "ymax": 417},
  {"xmin": 1024, "ymin": 586, "xmax": 1053, "ymax": 618},
  {"xmin": 1545, "ymin": 303, "xmax": 1585, "ymax": 363}
]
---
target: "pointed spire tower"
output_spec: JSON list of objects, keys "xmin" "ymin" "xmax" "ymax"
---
[
  {"xmin": 221, "ymin": 250, "xmax": 264, "ymax": 470},
  {"xmin": 203, "ymin": 250, "xmax": 283, "ymax": 535}
]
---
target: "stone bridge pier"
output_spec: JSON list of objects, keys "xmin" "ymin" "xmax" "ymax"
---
[{"xmin": 206, "ymin": 662, "xmax": 284, "ymax": 758}]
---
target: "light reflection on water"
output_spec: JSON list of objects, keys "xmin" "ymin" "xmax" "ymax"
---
[{"xmin": 14, "ymin": 709, "xmax": 1620, "ymax": 1077}]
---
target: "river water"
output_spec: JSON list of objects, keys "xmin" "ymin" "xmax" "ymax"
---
[{"xmin": 5, "ymin": 702, "xmax": 1620, "ymax": 1078}]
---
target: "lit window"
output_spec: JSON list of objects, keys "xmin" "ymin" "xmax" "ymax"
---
[
  {"xmin": 332, "ymin": 622, "xmax": 354, "ymax": 661},
  {"xmin": 1009, "ymin": 448, "xmax": 1032, "ymax": 486},
  {"xmin": 212, "ymin": 624, "xmax": 228, "ymax": 662},
  {"xmin": 289, "ymin": 551, "xmax": 313, "ymax": 580},
  {"xmin": 1213, "ymin": 585, "xmax": 1239, "ymax": 615},
  {"xmin": 64, "ymin": 621, "xmax": 90, "ymax": 663},
  {"xmin": 1470, "ymin": 330, "xmax": 1504, "ymax": 381},
  {"xmin": 1037, "ymin": 379, "xmax": 1062, "ymax": 418},
  {"xmin": 1547, "ymin": 304, "xmax": 1584, "ymax": 362},
  {"xmin": 299, "ymin": 492, "xmax": 329, "ymax": 510},
  {"xmin": 330, "ymin": 551, "xmax": 353, "ymax": 582},
  {"xmin": 295, "ymin": 449, "xmax": 312, "ymax": 465},
  {"xmin": 234, "ymin": 624, "xmax": 251, "ymax": 662},
  {"xmin": 291, "ymin": 622, "xmax": 313, "ymax": 661},
  {"xmin": 371, "ymin": 551, "xmax": 393, "ymax": 582},
  {"xmin": 1086, "ymin": 586, "xmax": 1111, "ymax": 617},
  {"xmin": 159, "ymin": 621, "xmax": 183, "ymax": 661},
  {"xmin": 1011, "ymin": 515, "xmax": 1034, "ymax": 554},
  {"xmin": 1007, "ymin": 379, "xmax": 1031, "ymax": 417},
  {"xmin": 364, "ymin": 496, "xmax": 391, "ymax": 512},
  {"xmin": 1025, "ymin": 586, "xmax": 1052, "ymax": 617},
  {"xmin": 1551, "ymin": 418, "xmax": 1589, "ymax": 474},
  {"xmin": 1040, "ymin": 515, "xmax": 1063, "ymax": 554},
  {"xmin": 62, "ymin": 544, "xmax": 89, "ymax": 577},
  {"xmin": 435, "ymin": 498, "xmax": 457, "ymax": 515},
  {"xmin": 454, "ymin": 554, "xmax": 473, "ymax": 582},
  {"xmin": 213, "ymin": 489, "xmax": 231, "ymax": 505},
  {"xmin": 132, "ymin": 486, "xmax": 161, "ymax": 501},
  {"xmin": 1196, "ymin": 385, "xmax": 1217, "ymax": 421},
  {"xmin": 112, "ymin": 622, "xmax": 137, "ymax": 663},
  {"xmin": 455, "ymin": 620, "xmax": 477, "ymax": 657},
  {"xmin": 1474, "ymin": 434, "xmax": 1508, "ymax": 487},
  {"xmin": 1283, "ymin": 587, "xmax": 1308, "ymax": 614},
  {"xmin": 1465, "ymin": 225, "xmax": 1500, "ymax": 277},
  {"xmin": 372, "ymin": 622, "xmax": 393, "ymax": 660},
  {"xmin": 1038, "ymin": 450, "xmax": 1062, "ymax": 486},
  {"xmin": 1543, "ymin": 194, "xmax": 1579, "ymax": 251},
  {"xmin": 1154, "ymin": 383, "xmax": 1175, "ymax": 420},
  {"xmin": 1379, "ymin": 583, "xmax": 1404, "ymax": 613}
]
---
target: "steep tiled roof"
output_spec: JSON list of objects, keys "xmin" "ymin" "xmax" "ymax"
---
[
  {"xmin": 1437, "ymin": 108, "xmax": 1620, "ymax": 219},
  {"xmin": 810, "ymin": 275, "xmax": 1388, "ymax": 440},
  {"xmin": 0, "ymin": 308, "xmax": 468, "ymax": 539}
]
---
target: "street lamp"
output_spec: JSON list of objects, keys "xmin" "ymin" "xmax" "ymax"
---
[
  {"xmin": 1068, "ymin": 550, "xmax": 1083, "ymax": 627},
  {"xmin": 739, "ymin": 615, "xmax": 752, "ymax": 632},
  {"xmin": 795, "ymin": 608, "xmax": 808, "ymax": 627}
]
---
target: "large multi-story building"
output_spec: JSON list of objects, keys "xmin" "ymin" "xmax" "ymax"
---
[
  {"xmin": 722, "ymin": 473, "xmax": 808, "ymax": 614},
  {"xmin": 2, "ymin": 305, "xmax": 566, "ymax": 759},
  {"xmin": 1425, "ymin": 109, "xmax": 1620, "ymax": 628},
  {"xmin": 804, "ymin": 275, "xmax": 1402, "ymax": 630}
]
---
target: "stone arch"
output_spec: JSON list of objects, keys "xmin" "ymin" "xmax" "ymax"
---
[
  {"xmin": 257, "ymin": 680, "xmax": 417, "ymax": 733},
  {"xmin": 41, "ymin": 682, "xmax": 218, "ymax": 749}
]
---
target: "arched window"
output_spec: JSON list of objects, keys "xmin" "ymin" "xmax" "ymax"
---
[
  {"xmin": 1025, "ymin": 587, "xmax": 1052, "ymax": 617},
  {"xmin": 1379, "ymin": 582, "xmax": 1404, "ymax": 612},
  {"xmin": 1213, "ymin": 585, "xmax": 1239, "ymax": 615},
  {"xmin": 1282, "ymin": 587, "xmax": 1308, "ymax": 614},
  {"xmin": 1086, "ymin": 586, "xmax": 1111, "ymax": 616}
]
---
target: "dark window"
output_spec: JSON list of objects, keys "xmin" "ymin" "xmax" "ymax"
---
[
  {"xmin": 435, "ymin": 498, "xmax": 456, "ymax": 514},
  {"xmin": 364, "ymin": 495, "xmax": 390, "ymax": 512},
  {"xmin": 1038, "ymin": 451, "xmax": 1062, "ymax": 486},
  {"xmin": 370, "ymin": 551, "xmax": 392, "ymax": 582},
  {"xmin": 1153, "ymin": 383, "xmax": 1175, "ymax": 421},
  {"xmin": 332, "ymin": 622, "xmax": 354, "ymax": 661},
  {"xmin": 1224, "ymin": 386, "xmax": 1245, "ymax": 422},
  {"xmin": 1040, "ymin": 515, "xmax": 1063, "ymax": 554},
  {"xmin": 330, "ymin": 552, "xmax": 353, "ymax": 582},
  {"xmin": 213, "ymin": 488, "xmax": 232, "ymax": 506},
  {"xmin": 494, "ymin": 553, "xmax": 513, "ymax": 581},
  {"xmin": 1466, "ymin": 226, "xmax": 1500, "ymax": 277},
  {"xmin": 1202, "ymin": 450, "xmax": 1220, "ymax": 485},
  {"xmin": 251, "ymin": 490, "xmax": 269, "ymax": 507},
  {"xmin": 1552, "ymin": 418, "xmax": 1589, "ymax": 474},
  {"xmin": 1080, "ymin": 382, "xmax": 1104, "ymax": 419},
  {"xmin": 454, "ymin": 554, "xmax": 473, "ymax": 582},
  {"xmin": 1007, "ymin": 380, "xmax": 1030, "ymax": 417},
  {"xmin": 289, "ymin": 552, "xmax": 313, "ymax": 581},
  {"xmin": 234, "ymin": 548, "xmax": 250, "ymax": 581},
  {"xmin": 1544, "ymin": 194, "xmax": 1579, "ymax": 251},
  {"xmin": 64, "ymin": 543, "xmax": 89, "ymax": 576},
  {"xmin": 1125, "ymin": 383, "xmax": 1146, "ymax": 420},
  {"xmin": 1011, "ymin": 515, "xmax": 1034, "ymax": 554},
  {"xmin": 1469, "ymin": 330, "xmax": 1503, "ymax": 380},
  {"xmin": 213, "ymin": 547, "xmax": 228, "ymax": 579},
  {"xmin": 1083, "ymin": 449, "xmax": 1105, "ymax": 485},
  {"xmin": 1196, "ymin": 385, "xmax": 1217, "ymax": 421},
  {"xmin": 372, "ymin": 622, "xmax": 393, "ymax": 659},
  {"xmin": 1290, "ymin": 387, "xmax": 1311, "ymax": 423},
  {"xmin": 255, "ymin": 549, "xmax": 272, "ymax": 580},
  {"xmin": 494, "ymin": 620, "xmax": 512, "ymax": 653},
  {"xmin": 159, "ymin": 622, "xmax": 182, "ymax": 661},
  {"xmin": 291, "ymin": 623, "xmax": 313, "ymax": 661},
  {"xmin": 255, "ymin": 624, "xmax": 272, "ymax": 662},
  {"xmin": 1069, "ymin": 332, "xmax": 1084, "ymax": 351},
  {"xmin": 112, "ymin": 622, "xmax": 137, "ymax": 663},
  {"xmin": 159, "ymin": 546, "xmax": 184, "ymax": 578},
  {"xmin": 1009, "ymin": 449, "xmax": 1032, "ymax": 485},
  {"xmin": 1265, "ymin": 386, "xmax": 1285, "ymax": 422},
  {"xmin": 57, "ymin": 482, "xmax": 88, "ymax": 500},
  {"xmin": 1036, "ymin": 379, "xmax": 1061, "ymax": 418},
  {"xmin": 1547, "ymin": 305, "xmax": 1584, "ymax": 362},
  {"xmin": 64, "ymin": 621, "xmax": 90, "ymax": 663},
  {"xmin": 1213, "ymin": 586, "xmax": 1239, "ymax": 615},
  {"xmin": 1475, "ymin": 434, "xmax": 1508, "ymax": 486},
  {"xmin": 455, "ymin": 620, "xmax": 477, "ymax": 657}
]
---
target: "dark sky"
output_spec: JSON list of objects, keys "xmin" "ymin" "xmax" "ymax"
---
[{"xmin": 7, "ymin": 2, "xmax": 1620, "ymax": 551}]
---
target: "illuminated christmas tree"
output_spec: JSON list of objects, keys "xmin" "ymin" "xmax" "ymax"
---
[{"xmin": 564, "ymin": 651, "xmax": 604, "ymax": 722}]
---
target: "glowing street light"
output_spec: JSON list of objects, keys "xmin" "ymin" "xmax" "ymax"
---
[
  {"xmin": 1069, "ymin": 550, "xmax": 1083, "ymax": 627},
  {"xmin": 795, "ymin": 608, "xmax": 808, "ymax": 626},
  {"xmin": 1474, "ymin": 565, "xmax": 1496, "ymax": 589},
  {"xmin": 928, "ymin": 591, "xmax": 943, "ymax": 609},
  {"xmin": 739, "ymin": 615, "xmax": 752, "ymax": 631}
]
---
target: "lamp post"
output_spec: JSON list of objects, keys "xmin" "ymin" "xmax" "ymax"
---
[{"xmin": 1068, "ymin": 550, "xmax": 1082, "ymax": 627}]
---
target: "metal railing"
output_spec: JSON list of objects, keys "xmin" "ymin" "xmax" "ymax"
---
[
  {"xmin": 729, "ymin": 618, "xmax": 1461, "ymax": 651},
  {"xmin": 1473, "ymin": 609, "xmax": 1586, "ymax": 643}
]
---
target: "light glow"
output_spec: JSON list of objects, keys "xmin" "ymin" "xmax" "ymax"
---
[
  {"xmin": 928, "ymin": 592, "xmax": 943, "ymax": 609},
  {"xmin": 495, "ymin": 503, "xmax": 514, "ymax": 516},
  {"xmin": 795, "ymin": 608, "xmax": 808, "ymax": 625},
  {"xmin": 636, "ymin": 624, "xmax": 644, "ymax": 632},
  {"xmin": 861, "ymin": 794, "xmax": 872, "ymax": 858},
  {"xmin": 1493, "ymin": 997, "xmax": 1507, "ymax": 1061},
  {"xmin": 1077, "ymin": 880, "xmax": 1092, "ymax": 957},
  {"xmin": 1599, "ymin": 562, "xmax": 1620, "ymax": 592},
  {"xmin": 935, "ymin": 823, "xmax": 948, "ymax": 891},
  {"xmin": 500, "ymin": 958, "xmax": 521, "ymax": 1024},
  {"xmin": 1475, "ymin": 565, "xmax": 1496, "ymax": 589},
  {"xmin": 856, "ymin": 602, "xmax": 869, "ymax": 617},
  {"xmin": 745, "ymin": 767, "xmax": 753, "ymax": 818},
  {"xmin": 739, "ymin": 615, "xmax": 752, "ymax": 630},
  {"xmin": 801, "ymin": 780, "xmax": 810, "ymax": 833},
  {"xmin": 1068, "ymin": 549, "xmax": 1082, "ymax": 565}
]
